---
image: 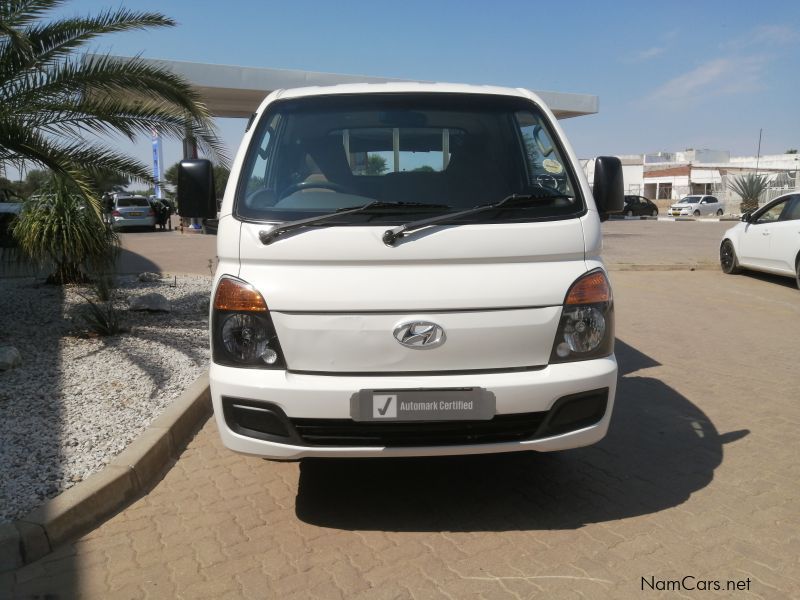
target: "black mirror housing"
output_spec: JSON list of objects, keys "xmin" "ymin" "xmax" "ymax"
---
[
  {"xmin": 593, "ymin": 156, "xmax": 625, "ymax": 222},
  {"xmin": 177, "ymin": 159, "xmax": 217, "ymax": 219},
  {"xmin": 741, "ymin": 211, "xmax": 752, "ymax": 222}
]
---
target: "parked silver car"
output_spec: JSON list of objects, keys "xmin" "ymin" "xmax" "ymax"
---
[
  {"xmin": 111, "ymin": 196, "xmax": 155, "ymax": 230},
  {"xmin": 669, "ymin": 195, "xmax": 724, "ymax": 217}
]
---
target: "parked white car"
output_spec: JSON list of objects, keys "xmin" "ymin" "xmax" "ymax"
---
[
  {"xmin": 669, "ymin": 195, "xmax": 724, "ymax": 217},
  {"xmin": 720, "ymin": 192, "xmax": 800, "ymax": 288},
  {"xmin": 110, "ymin": 195, "xmax": 156, "ymax": 230},
  {"xmin": 177, "ymin": 83, "xmax": 625, "ymax": 460}
]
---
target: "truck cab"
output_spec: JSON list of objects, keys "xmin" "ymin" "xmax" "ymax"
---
[{"xmin": 178, "ymin": 83, "xmax": 624, "ymax": 459}]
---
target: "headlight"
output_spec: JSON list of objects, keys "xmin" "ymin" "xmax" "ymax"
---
[
  {"xmin": 560, "ymin": 306, "xmax": 606, "ymax": 353},
  {"xmin": 550, "ymin": 270, "xmax": 614, "ymax": 363},
  {"xmin": 220, "ymin": 313, "xmax": 277, "ymax": 363},
  {"xmin": 211, "ymin": 276, "xmax": 286, "ymax": 369}
]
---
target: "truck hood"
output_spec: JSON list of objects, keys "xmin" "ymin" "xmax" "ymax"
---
[
  {"xmin": 234, "ymin": 218, "xmax": 589, "ymax": 312},
  {"xmin": 223, "ymin": 217, "xmax": 593, "ymax": 372}
]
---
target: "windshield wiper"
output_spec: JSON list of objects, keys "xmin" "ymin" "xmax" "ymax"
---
[
  {"xmin": 382, "ymin": 192, "xmax": 573, "ymax": 246},
  {"xmin": 259, "ymin": 201, "xmax": 451, "ymax": 245}
]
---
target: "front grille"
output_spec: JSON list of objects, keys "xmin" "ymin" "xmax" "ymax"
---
[{"xmin": 290, "ymin": 411, "xmax": 548, "ymax": 447}]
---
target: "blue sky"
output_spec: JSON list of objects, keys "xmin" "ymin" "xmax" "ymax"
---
[{"xmin": 41, "ymin": 0, "xmax": 800, "ymax": 176}]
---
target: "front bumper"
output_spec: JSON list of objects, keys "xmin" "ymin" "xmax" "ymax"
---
[{"xmin": 210, "ymin": 356, "xmax": 618, "ymax": 459}]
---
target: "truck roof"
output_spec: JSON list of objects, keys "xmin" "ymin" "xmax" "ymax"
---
[
  {"xmin": 271, "ymin": 81, "xmax": 540, "ymax": 103},
  {"xmin": 257, "ymin": 83, "xmax": 560, "ymax": 123}
]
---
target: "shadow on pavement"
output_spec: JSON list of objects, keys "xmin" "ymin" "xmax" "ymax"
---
[
  {"xmin": 116, "ymin": 246, "xmax": 161, "ymax": 275},
  {"xmin": 295, "ymin": 339, "xmax": 749, "ymax": 531},
  {"xmin": 735, "ymin": 269, "xmax": 798, "ymax": 290}
]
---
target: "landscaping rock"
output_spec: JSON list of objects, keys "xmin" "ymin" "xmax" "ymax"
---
[
  {"xmin": 137, "ymin": 272, "xmax": 161, "ymax": 282},
  {"xmin": 128, "ymin": 293, "xmax": 171, "ymax": 312},
  {"xmin": 0, "ymin": 346, "xmax": 22, "ymax": 370}
]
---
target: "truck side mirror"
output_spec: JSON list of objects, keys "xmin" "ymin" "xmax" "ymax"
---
[
  {"xmin": 177, "ymin": 159, "xmax": 217, "ymax": 219},
  {"xmin": 593, "ymin": 156, "xmax": 625, "ymax": 222}
]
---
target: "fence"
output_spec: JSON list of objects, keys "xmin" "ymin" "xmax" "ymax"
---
[
  {"xmin": 711, "ymin": 183, "xmax": 798, "ymax": 214},
  {"xmin": 0, "ymin": 247, "xmax": 47, "ymax": 278},
  {"xmin": 634, "ymin": 183, "xmax": 798, "ymax": 215}
]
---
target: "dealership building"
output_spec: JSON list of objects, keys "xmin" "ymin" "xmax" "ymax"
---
[{"xmin": 582, "ymin": 149, "xmax": 800, "ymax": 211}]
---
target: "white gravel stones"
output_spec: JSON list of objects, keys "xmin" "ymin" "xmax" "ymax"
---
[
  {"xmin": 0, "ymin": 346, "xmax": 21, "ymax": 370},
  {"xmin": 0, "ymin": 275, "xmax": 211, "ymax": 523},
  {"xmin": 128, "ymin": 292, "xmax": 171, "ymax": 312}
]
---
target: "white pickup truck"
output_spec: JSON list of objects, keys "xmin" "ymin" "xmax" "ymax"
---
[{"xmin": 178, "ymin": 83, "xmax": 624, "ymax": 460}]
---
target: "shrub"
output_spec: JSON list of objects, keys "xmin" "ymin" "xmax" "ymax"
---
[
  {"xmin": 12, "ymin": 177, "xmax": 118, "ymax": 284},
  {"xmin": 728, "ymin": 173, "xmax": 769, "ymax": 213},
  {"xmin": 77, "ymin": 293, "xmax": 128, "ymax": 337},
  {"xmin": 93, "ymin": 271, "xmax": 116, "ymax": 302}
]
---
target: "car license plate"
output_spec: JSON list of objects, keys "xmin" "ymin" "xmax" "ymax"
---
[
  {"xmin": 128, "ymin": 211, "xmax": 142, "ymax": 217},
  {"xmin": 351, "ymin": 388, "xmax": 493, "ymax": 422}
]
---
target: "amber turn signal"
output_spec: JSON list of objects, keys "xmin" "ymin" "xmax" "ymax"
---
[
  {"xmin": 213, "ymin": 277, "xmax": 268, "ymax": 312},
  {"xmin": 565, "ymin": 270, "xmax": 611, "ymax": 305}
]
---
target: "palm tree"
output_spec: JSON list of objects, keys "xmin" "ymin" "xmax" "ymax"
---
[
  {"xmin": 0, "ymin": 0, "xmax": 227, "ymax": 214},
  {"xmin": 728, "ymin": 173, "xmax": 769, "ymax": 213}
]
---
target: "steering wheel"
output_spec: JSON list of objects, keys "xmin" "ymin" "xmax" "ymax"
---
[
  {"xmin": 278, "ymin": 181, "xmax": 352, "ymax": 200},
  {"xmin": 533, "ymin": 174, "xmax": 568, "ymax": 194}
]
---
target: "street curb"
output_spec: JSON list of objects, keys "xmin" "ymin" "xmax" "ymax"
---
[
  {"xmin": 613, "ymin": 216, "xmax": 736, "ymax": 223},
  {"xmin": 0, "ymin": 374, "xmax": 211, "ymax": 573},
  {"xmin": 607, "ymin": 263, "xmax": 719, "ymax": 272}
]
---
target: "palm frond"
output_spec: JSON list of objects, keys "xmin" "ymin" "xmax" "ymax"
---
[
  {"xmin": 0, "ymin": 0, "xmax": 63, "ymax": 30},
  {"xmin": 0, "ymin": 10, "xmax": 174, "ymax": 80},
  {"xmin": 1, "ymin": 53, "xmax": 228, "ymax": 165},
  {"xmin": 0, "ymin": 1, "xmax": 229, "ymax": 197},
  {"xmin": 23, "ymin": 10, "xmax": 173, "ymax": 64},
  {"xmin": 0, "ymin": 118, "xmax": 153, "ymax": 215}
]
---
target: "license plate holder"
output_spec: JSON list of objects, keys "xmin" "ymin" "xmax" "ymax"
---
[{"xmin": 351, "ymin": 388, "xmax": 493, "ymax": 422}]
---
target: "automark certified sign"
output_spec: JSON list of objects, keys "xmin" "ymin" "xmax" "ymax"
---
[
  {"xmin": 351, "ymin": 388, "xmax": 493, "ymax": 422},
  {"xmin": 393, "ymin": 321, "xmax": 445, "ymax": 348}
]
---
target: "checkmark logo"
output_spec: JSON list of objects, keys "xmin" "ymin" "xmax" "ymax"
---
[
  {"xmin": 373, "ymin": 394, "xmax": 397, "ymax": 418},
  {"xmin": 378, "ymin": 397, "xmax": 392, "ymax": 415}
]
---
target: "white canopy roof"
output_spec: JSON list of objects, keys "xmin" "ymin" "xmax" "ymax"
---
[{"xmin": 101, "ymin": 56, "xmax": 598, "ymax": 120}]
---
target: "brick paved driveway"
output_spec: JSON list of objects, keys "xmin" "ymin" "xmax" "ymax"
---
[{"xmin": 4, "ymin": 270, "xmax": 799, "ymax": 599}]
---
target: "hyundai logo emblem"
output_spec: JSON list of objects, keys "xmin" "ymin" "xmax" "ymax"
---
[{"xmin": 393, "ymin": 321, "xmax": 445, "ymax": 348}]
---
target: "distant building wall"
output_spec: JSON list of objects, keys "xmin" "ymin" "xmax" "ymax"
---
[{"xmin": 582, "ymin": 150, "xmax": 800, "ymax": 212}]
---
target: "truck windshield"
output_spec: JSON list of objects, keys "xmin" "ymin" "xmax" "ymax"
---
[{"xmin": 235, "ymin": 93, "xmax": 583, "ymax": 224}]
